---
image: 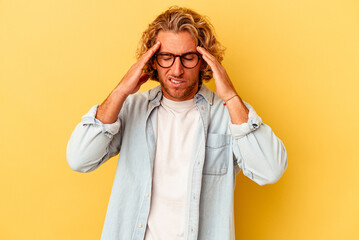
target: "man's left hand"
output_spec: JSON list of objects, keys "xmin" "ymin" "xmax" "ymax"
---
[
  {"xmin": 196, "ymin": 46, "xmax": 237, "ymax": 101},
  {"xmin": 197, "ymin": 46, "xmax": 249, "ymax": 124}
]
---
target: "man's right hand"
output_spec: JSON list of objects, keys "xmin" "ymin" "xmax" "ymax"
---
[
  {"xmin": 95, "ymin": 41, "xmax": 161, "ymax": 124},
  {"xmin": 116, "ymin": 41, "xmax": 161, "ymax": 98}
]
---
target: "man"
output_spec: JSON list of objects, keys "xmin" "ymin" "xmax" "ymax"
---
[{"xmin": 67, "ymin": 6, "xmax": 287, "ymax": 240}]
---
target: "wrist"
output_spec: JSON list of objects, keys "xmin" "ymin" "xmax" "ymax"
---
[
  {"xmin": 218, "ymin": 88, "xmax": 237, "ymax": 101},
  {"xmin": 225, "ymin": 97, "xmax": 249, "ymax": 124},
  {"xmin": 223, "ymin": 94, "xmax": 239, "ymax": 106},
  {"xmin": 112, "ymin": 87, "xmax": 130, "ymax": 101}
]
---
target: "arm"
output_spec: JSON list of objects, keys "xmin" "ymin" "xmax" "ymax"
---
[
  {"xmin": 229, "ymin": 101, "xmax": 287, "ymax": 185},
  {"xmin": 96, "ymin": 41, "xmax": 161, "ymax": 124},
  {"xmin": 66, "ymin": 105, "xmax": 123, "ymax": 172},
  {"xmin": 66, "ymin": 42, "xmax": 161, "ymax": 172},
  {"xmin": 197, "ymin": 46, "xmax": 287, "ymax": 185}
]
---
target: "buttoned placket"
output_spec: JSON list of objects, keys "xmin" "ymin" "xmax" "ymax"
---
[
  {"xmin": 131, "ymin": 92, "xmax": 161, "ymax": 240},
  {"xmin": 183, "ymin": 94, "xmax": 211, "ymax": 240}
]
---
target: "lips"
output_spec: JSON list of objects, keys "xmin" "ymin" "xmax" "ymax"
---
[
  {"xmin": 168, "ymin": 77, "xmax": 185, "ymax": 87},
  {"xmin": 170, "ymin": 78, "xmax": 182, "ymax": 84}
]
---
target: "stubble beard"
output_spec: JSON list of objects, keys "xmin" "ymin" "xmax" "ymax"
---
[{"xmin": 159, "ymin": 77, "xmax": 199, "ymax": 101}]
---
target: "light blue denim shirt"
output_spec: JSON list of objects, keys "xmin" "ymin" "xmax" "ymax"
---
[{"xmin": 67, "ymin": 84, "xmax": 287, "ymax": 240}]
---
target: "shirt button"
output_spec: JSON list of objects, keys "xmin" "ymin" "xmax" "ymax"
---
[
  {"xmin": 191, "ymin": 227, "xmax": 194, "ymax": 232},
  {"xmin": 138, "ymin": 223, "xmax": 143, "ymax": 228},
  {"xmin": 145, "ymin": 193, "xmax": 149, "ymax": 197}
]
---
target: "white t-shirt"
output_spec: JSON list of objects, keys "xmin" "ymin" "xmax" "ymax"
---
[{"xmin": 144, "ymin": 96, "xmax": 201, "ymax": 240}]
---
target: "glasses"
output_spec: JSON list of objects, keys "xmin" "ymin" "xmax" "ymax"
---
[{"xmin": 154, "ymin": 52, "xmax": 202, "ymax": 69}]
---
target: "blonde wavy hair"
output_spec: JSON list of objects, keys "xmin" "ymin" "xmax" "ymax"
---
[{"xmin": 136, "ymin": 6, "xmax": 225, "ymax": 84}]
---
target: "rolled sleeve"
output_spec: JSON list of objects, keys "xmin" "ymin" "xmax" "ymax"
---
[
  {"xmin": 81, "ymin": 105, "xmax": 121, "ymax": 138},
  {"xmin": 230, "ymin": 101, "xmax": 287, "ymax": 185},
  {"xmin": 66, "ymin": 105, "xmax": 122, "ymax": 173},
  {"xmin": 229, "ymin": 101, "xmax": 263, "ymax": 139}
]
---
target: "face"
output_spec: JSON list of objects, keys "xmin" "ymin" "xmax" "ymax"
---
[{"xmin": 154, "ymin": 31, "xmax": 201, "ymax": 101}]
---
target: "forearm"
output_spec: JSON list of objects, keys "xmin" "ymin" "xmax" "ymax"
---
[
  {"xmin": 234, "ymin": 124, "xmax": 287, "ymax": 185},
  {"xmin": 96, "ymin": 42, "xmax": 161, "ymax": 124},
  {"xmin": 96, "ymin": 87, "xmax": 128, "ymax": 124},
  {"xmin": 229, "ymin": 100, "xmax": 287, "ymax": 185},
  {"xmin": 225, "ymin": 95, "xmax": 249, "ymax": 124}
]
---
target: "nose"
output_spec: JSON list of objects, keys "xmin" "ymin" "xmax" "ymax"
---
[{"xmin": 171, "ymin": 56, "xmax": 184, "ymax": 77}]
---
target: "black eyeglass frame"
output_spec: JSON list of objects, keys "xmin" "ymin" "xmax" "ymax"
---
[{"xmin": 154, "ymin": 52, "xmax": 202, "ymax": 69}]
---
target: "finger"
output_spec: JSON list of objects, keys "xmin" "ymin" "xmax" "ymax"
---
[
  {"xmin": 140, "ymin": 42, "xmax": 161, "ymax": 64},
  {"xmin": 131, "ymin": 74, "xmax": 150, "ymax": 93},
  {"xmin": 197, "ymin": 46, "xmax": 217, "ymax": 63},
  {"xmin": 139, "ymin": 74, "xmax": 150, "ymax": 83},
  {"xmin": 197, "ymin": 48, "xmax": 218, "ymax": 71},
  {"xmin": 197, "ymin": 47, "xmax": 219, "ymax": 71}
]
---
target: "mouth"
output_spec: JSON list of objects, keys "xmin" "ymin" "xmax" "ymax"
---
[{"xmin": 168, "ymin": 77, "xmax": 185, "ymax": 87}]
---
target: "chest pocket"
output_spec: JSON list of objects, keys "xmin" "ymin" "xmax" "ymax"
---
[{"xmin": 203, "ymin": 133, "xmax": 231, "ymax": 175}]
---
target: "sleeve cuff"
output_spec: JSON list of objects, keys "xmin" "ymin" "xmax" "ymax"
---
[
  {"xmin": 81, "ymin": 105, "xmax": 121, "ymax": 136},
  {"xmin": 229, "ymin": 101, "xmax": 263, "ymax": 139}
]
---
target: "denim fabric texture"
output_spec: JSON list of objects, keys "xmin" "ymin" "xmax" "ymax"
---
[{"xmin": 67, "ymin": 84, "xmax": 287, "ymax": 240}]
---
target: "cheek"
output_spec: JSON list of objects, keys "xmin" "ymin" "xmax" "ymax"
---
[
  {"xmin": 188, "ymin": 68, "xmax": 201, "ymax": 79},
  {"xmin": 157, "ymin": 68, "xmax": 168, "ymax": 79}
]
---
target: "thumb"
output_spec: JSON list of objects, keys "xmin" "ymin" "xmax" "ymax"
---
[{"xmin": 138, "ymin": 74, "xmax": 150, "ymax": 85}]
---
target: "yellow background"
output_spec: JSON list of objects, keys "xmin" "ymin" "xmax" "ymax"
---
[{"xmin": 1, "ymin": 0, "xmax": 358, "ymax": 239}]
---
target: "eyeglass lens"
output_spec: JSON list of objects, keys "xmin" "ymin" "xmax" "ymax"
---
[{"xmin": 156, "ymin": 53, "xmax": 200, "ymax": 68}]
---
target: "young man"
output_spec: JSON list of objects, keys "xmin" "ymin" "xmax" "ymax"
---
[{"xmin": 67, "ymin": 6, "xmax": 287, "ymax": 240}]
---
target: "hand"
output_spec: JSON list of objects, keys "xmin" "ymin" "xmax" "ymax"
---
[
  {"xmin": 196, "ymin": 46, "xmax": 237, "ymax": 101},
  {"xmin": 197, "ymin": 46, "xmax": 249, "ymax": 123},
  {"xmin": 117, "ymin": 42, "xmax": 161, "ymax": 97}
]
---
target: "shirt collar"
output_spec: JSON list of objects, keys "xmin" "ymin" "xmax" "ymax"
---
[{"xmin": 196, "ymin": 84, "xmax": 214, "ymax": 105}]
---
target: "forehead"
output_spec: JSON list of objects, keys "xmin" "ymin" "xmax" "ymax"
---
[{"xmin": 156, "ymin": 31, "xmax": 197, "ymax": 54}]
